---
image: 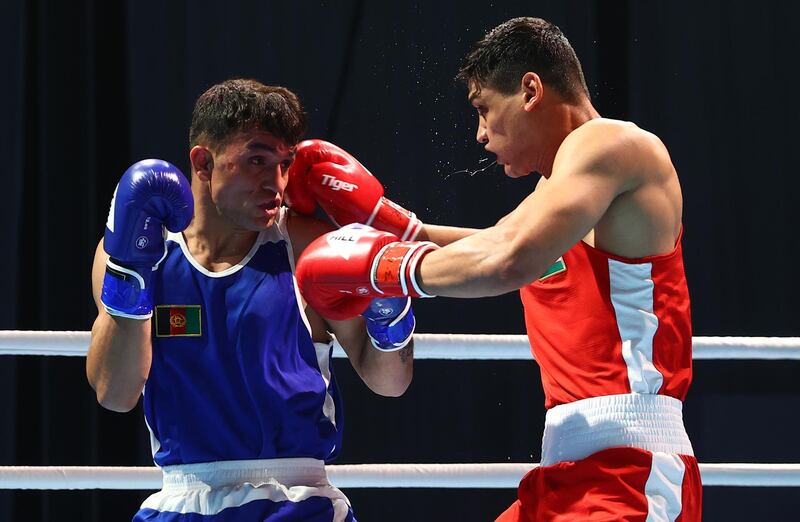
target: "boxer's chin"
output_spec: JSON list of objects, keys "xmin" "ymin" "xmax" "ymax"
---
[{"xmin": 503, "ymin": 163, "xmax": 526, "ymax": 179}]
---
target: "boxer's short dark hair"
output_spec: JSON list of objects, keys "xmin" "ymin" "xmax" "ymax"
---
[
  {"xmin": 189, "ymin": 79, "xmax": 307, "ymax": 150},
  {"xmin": 457, "ymin": 17, "xmax": 589, "ymax": 101}
]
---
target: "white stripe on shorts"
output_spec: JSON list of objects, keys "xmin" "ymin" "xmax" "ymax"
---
[{"xmin": 644, "ymin": 452, "xmax": 685, "ymax": 522}]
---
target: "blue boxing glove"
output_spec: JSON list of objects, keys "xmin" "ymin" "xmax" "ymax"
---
[
  {"xmin": 101, "ymin": 159, "xmax": 193, "ymax": 319},
  {"xmin": 362, "ymin": 297, "xmax": 415, "ymax": 351}
]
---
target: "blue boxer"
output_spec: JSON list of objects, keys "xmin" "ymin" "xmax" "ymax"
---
[{"xmin": 134, "ymin": 210, "xmax": 354, "ymax": 521}]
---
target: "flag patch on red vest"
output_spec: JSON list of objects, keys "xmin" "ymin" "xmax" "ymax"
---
[{"xmin": 539, "ymin": 257, "xmax": 567, "ymax": 281}]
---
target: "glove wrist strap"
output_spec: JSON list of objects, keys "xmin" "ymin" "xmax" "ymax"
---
[
  {"xmin": 369, "ymin": 197, "xmax": 423, "ymax": 241},
  {"xmin": 370, "ymin": 242, "xmax": 437, "ymax": 298},
  {"xmin": 365, "ymin": 297, "xmax": 415, "ymax": 352},
  {"xmin": 101, "ymin": 259, "xmax": 154, "ymax": 320}
]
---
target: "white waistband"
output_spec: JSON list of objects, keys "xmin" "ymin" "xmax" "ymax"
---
[
  {"xmin": 541, "ymin": 394, "xmax": 694, "ymax": 466},
  {"xmin": 159, "ymin": 458, "xmax": 328, "ymax": 491}
]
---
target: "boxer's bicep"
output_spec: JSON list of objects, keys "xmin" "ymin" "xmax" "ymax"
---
[{"xmin": 491, "ymin": 143, "xmax": 631, "ymax": 283}]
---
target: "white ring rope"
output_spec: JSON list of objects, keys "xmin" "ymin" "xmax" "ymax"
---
[
  {"xmin": 4, "ymin": 332, "xmax": 800, "ymax": 491},
  {"xmin": 1, "ymin": 331, "xmax": 799, "ymax": 360},
  {"xmin": 2, "ymin": 463, "xmax": 799, "ymax": 490}
]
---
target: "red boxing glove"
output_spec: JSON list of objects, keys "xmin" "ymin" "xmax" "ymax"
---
[
  {"xmin": 295, "ymin": 224, "xmax": 438, "ymax": 321},
  {"xmin": 285, "ymin": 140, "xmax": 423, "ymax": 240}
]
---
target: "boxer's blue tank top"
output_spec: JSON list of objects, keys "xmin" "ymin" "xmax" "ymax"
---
[{"xmin": 144, "ymin": 208, "xmax": 343, "ymax": 467}]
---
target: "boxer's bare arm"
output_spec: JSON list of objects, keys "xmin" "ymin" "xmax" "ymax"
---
[
  {"xmin": 86, "ymin": 239, "xmax": 152, "ymax": 412},
  {"xmin": 416, "ymin": 121, "xmax": 668, "ymax": 297},
  {"xmin": 288, "ymin": 213, "xmax": 413, "ymax": 397},
  {"xmin": 330, "ymin": 317, "xmax": 413, "ymax": 397}
]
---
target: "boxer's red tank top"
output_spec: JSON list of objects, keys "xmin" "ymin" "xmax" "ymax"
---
[{"xmin": 519, "ymin": 231, "xmax": 692, "ymax": 409}]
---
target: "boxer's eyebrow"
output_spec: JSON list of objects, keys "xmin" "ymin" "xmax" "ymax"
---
[{"xmin": 247, "ymin": 142, "xmax": 277, "ymax": 152}]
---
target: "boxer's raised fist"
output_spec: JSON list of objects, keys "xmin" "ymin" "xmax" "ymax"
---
[{"xmin": 101, "ymin": 159, "xmax": 193, "ymax": 319}]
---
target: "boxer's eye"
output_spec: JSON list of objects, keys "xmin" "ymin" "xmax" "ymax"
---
[{"xmin": 250, "ymin": 156, "xmax": 266, "ymax": 166}]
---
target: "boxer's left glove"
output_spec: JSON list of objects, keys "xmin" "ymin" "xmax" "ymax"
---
[
  {"xmin": 362, "ymin": 297, "xmax": 415, "ymax": 351},
  {"xmin": 285, "ymin": 140, "xmax": 423, "ymax": 240},
  {"xmin": 295, "ymin": 224, "xmax": 437, "ymax": 322},
  {"xmin": 101, "ymin": 159, "xmax": 193, "ymax": 319}
]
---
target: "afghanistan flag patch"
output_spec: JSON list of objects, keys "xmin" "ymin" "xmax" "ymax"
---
[
  {"xmin": 155, "ymin": 305, "xmax": 202, "ymax": 337},
  {"xmin": 539, "ymin": 257, "xmax": 567, "ymax": 281}
]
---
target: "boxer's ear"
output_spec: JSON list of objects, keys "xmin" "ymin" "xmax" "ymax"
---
[
  {"xmin": 190, "ymin": 146, "xmax": 214, "ymax": 181},
  {"xmin": 521, "ymin": 72, "xmax": 542, "ymax": 111}
]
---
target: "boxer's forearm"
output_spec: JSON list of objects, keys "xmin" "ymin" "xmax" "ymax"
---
[
  {"xmin": 416, "ymin": 224, "xmax": 548, "ymax": 298},
  {"xmin": 356, "ymin": 337, "xmax": 414, "ymax": 397},
  {"xmin": 329, "ymin": 317, "xmax": 413, "ymax": 397},
  {"xmin": 416, "ymin": 223, "xmax": 480, "ymax": 246}
]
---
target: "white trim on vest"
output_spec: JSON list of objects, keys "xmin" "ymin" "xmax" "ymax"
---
[{"xmin": 608, "ymin": 259, "xmax": 664, "ymax": 394}]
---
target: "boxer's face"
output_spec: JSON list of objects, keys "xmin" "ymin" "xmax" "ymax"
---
[
  {"xmin": 207, "ymin": 129, "xmax": 295, "ymax": 230},
  {"xmin": 469, "ymin": 84, "xmax": 538, "ymax": 179}
]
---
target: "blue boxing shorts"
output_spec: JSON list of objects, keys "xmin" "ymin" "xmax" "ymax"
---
[{"xmin": 133, "ymin": 458, "xmax": 356, "ymax": 521}]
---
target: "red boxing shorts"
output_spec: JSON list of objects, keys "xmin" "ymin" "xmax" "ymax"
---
[{"xmin": 496, "ymin": 447, "xmax": 702, "ymax": 522}]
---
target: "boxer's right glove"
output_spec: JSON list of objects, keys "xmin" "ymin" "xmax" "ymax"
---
[
  {"xmin": 101, "ymin": 159, "xmax": 193, "ymax": 319},
  {"xmin": 362, "ymin": 297, "xmax": 416, "ymax": 351},
  {"xmin": 295, "ymin": 224, "xmax": 438, "ymax": 321},
  {"xmin": 285, "ymin": 140, "xmax": 423, "ymax": 240}
]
